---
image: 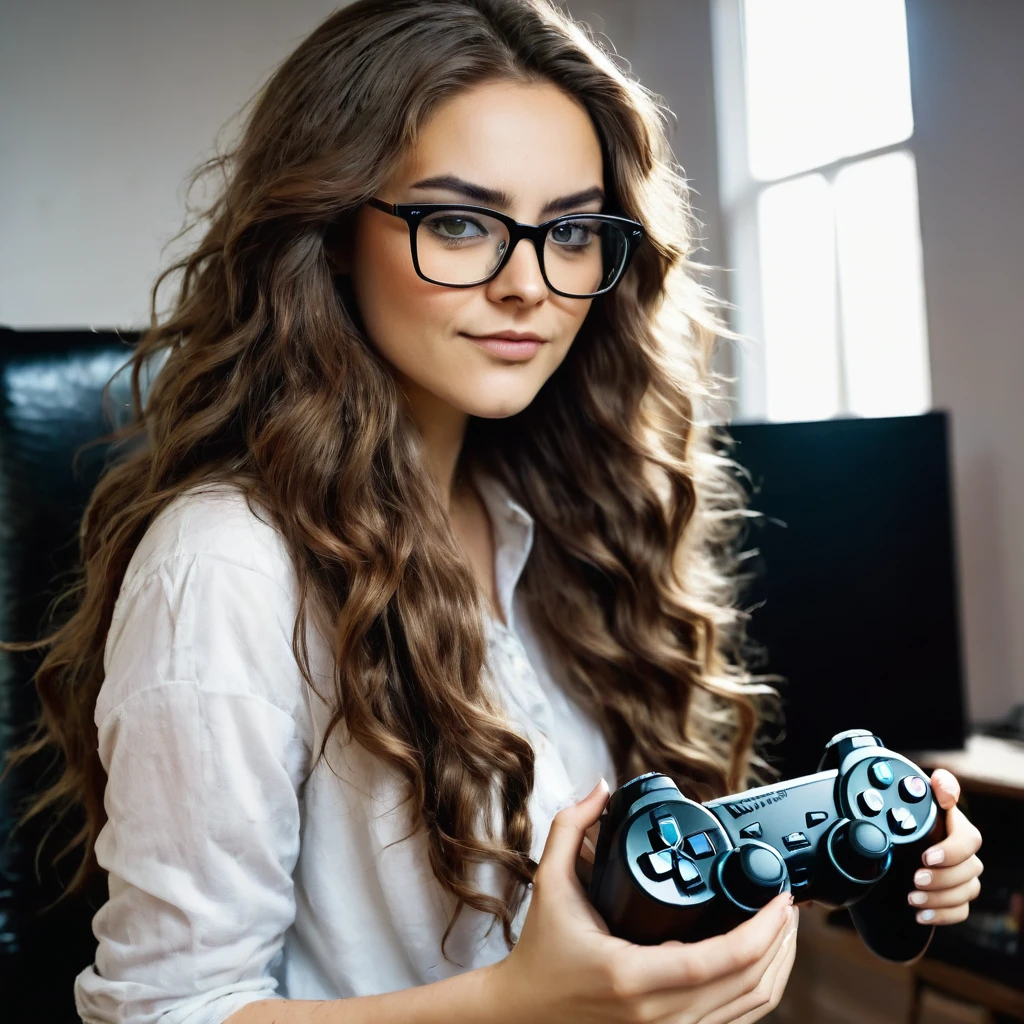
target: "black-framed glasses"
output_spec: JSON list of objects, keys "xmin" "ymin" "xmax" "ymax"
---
[{"xmin": 365, "ymin": 197, "xmax": 645, "ymax": 298}]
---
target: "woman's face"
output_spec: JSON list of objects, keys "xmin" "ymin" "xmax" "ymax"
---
[{"xmin": 339, "ymin": 79, "xmax": 605, "ymax": 423}]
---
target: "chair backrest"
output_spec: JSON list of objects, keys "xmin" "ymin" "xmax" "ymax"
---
[{"xmin": 0, "ymin": 326, "xmax": 139, "ymax": 1020}]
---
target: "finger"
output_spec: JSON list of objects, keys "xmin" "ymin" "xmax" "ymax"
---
[
  {"xmin": 912, "ymin": 854, "xmax": 984, "ymax": 893},
  {"xmin": 689, "ymin": 910, "xmax": 799, "ymax": 1024},
  {"xmin": 921, "ymin": 805, "xmax": 983, "ymax": 868},
  {"xmin": 714, "ymin": 918, "xmax": 799, "ymax": 1024},
  {"xmin": 624, "ymin": 893, "xmax": 793, "ymax": 993},
  {"xmin": 930, "ymin": 769, "xmax": 961, "ymax": 811},
  {"xmin": 537, "ymin": 778, "xmax": 609, "ymax": 882},
  {"xmin": 908, "ymin": 876, "xmax": 982, "ymax": 912},
  {"xmin": 580, "ymin": 821, "xmax": 601, "ymax": 865},
  {"xmin": 647, "ymin": 906, "xmax": 796, "ymax": 1024},
  {"xmin": 914, "ymin": 902, "xmax": 972, "ymax": 926}
]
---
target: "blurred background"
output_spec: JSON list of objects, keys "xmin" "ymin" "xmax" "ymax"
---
[{"xmin": 1, "ymin": 1, "xmax": 1022, "ymax": 1020}]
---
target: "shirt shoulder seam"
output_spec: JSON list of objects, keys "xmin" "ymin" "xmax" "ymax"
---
[{"xmin": 119, "ymin": 549, "xmax": 298, "ymax": 605}]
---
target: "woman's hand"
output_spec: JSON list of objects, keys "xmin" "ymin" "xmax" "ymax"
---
[
  {"xmin": 484, "ymin": 779, "xmax": 799, "ymax": 1024},
  {"xmin": 906, "ymin": 768, "xmax": 984, "ymax": 926}
]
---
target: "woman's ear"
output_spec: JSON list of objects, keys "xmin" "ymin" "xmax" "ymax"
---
[{"xmin": 324, "ymin": 218, "xmax": 354, "ymax": 275}]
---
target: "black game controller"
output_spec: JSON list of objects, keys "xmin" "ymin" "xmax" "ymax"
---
[{"xmin": 588, "ymin": 729, "xmax": 944, "ymax": 963}]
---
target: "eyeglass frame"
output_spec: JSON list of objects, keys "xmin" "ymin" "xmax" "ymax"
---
[{"xmin": 364, "ymin": 196, "xmax": 646, "ymax": 298}]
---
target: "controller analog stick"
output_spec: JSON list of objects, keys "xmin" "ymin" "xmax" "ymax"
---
[
  {"xmin": 720, "ymin": 844, "xmax": 787, "ymax": 909},
  {"xmin": 830, "ymin": 819, "xmax": 892, "ymax": 882}
]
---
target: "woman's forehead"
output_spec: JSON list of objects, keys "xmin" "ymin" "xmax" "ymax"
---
[{"xmin": 393, "ymin": 80, "xmax": 603, "ymax": 214}]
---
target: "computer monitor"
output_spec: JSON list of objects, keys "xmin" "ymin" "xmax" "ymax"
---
[{"xmin": 725, "ymin": 411, "xmax": 968, "ymax": 779}]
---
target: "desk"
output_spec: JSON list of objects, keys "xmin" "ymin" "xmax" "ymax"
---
[
  {"xmin": 911, "ymin": 735, "xmax": 1024, "ymax": 1021},
  {"xmin": 770, "ymin": 734, "xmax": 1024, "ymax": 1024}
]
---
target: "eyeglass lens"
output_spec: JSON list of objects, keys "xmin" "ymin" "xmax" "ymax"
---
[{"xmin": 415, "ymin": 209, "xmax": 629, "ymax": 295}]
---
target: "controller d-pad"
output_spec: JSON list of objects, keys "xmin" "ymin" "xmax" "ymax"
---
[
  {"xmin": 683, "ymin": 831, "xmax": 716, "ymax": 859},
  {"xmin": 639, "ymin": 849, "xmax": 676, "ymax": 880},
  {"xmin": 652, "ymin": 812, "xmax": 682, "ymax": 848},
  {"xmin": 887, "ymin": 806, "xmax": 917, "ymax": 835},
  {"xmin": 673, "ymin": 853, "xmax": 704, "ymax": 891},
  {"xmin": 857, "ymin": 788, "xmax": 885, "ymax": 815}
]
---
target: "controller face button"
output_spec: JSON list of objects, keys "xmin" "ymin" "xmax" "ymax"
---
[
  {"xmin": 857, "ymin": 788, "xmax": 885, "ymax": 815},
  {"xmin": 683, "ymin": 831, "xmax": 716, "ymax": 859},
  {"xmin": 739, "ymin": 822, "xmax": 763, "ymax": 840},
  {"xmin": 898, "ymin": 775, "xmax": 928, "ymax": 802},
  {"xmin": 806, "ymin": 811, "xmax": 829, "ymax": 828},
  {"xmin": 888, "ymin": 806, "xmax": 918, "ymax": 835},
  {"xmin": 673, "ymin": 853, "xmax": 704, "ymax": 890},
  {"xmin": 653, "ymin": 813, "xmax": 682, "ymax": 848},
  {"xmin": 869, "ymin": 760, "xmax": 895, "ymax": 788},
  {"xmin": 639, "ymin": 849, "xmax": 676, "ymax": 880},
  {"xmin": 783, "ymin": 831, "xmax": 812, "ymax": 851}
]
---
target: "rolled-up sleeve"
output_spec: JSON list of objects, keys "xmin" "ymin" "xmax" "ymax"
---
[{"xmin": 75, "ymin": 551, "xmax": 313, "ymax": 1024}]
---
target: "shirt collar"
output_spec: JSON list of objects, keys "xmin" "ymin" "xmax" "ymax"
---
[{"xmin": 469, "ymin": 466, "xmax": 534, "ymax": 633}]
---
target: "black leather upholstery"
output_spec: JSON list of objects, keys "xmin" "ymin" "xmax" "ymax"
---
[{"xmin": 0, "ymin": 326, "xmax": 138, "ymax": 1020}]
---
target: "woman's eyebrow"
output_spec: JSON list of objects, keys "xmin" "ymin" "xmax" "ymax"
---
[{"xmin": 407, "ymin": 174, "xmax": 605, "ymax": 216}]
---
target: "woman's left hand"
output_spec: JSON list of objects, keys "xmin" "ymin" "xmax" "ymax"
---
[{"xmin": 906, "ymin": 768, "xmax": 984, "ymax": 926}]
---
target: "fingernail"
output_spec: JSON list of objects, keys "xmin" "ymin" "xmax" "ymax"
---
[
  {"xmin": 914, "ymin": 870, "xmax": 933, "ymax": 887},
  {"xmin": 924, "ymin": 848, "xmax": 945, "ymax": 866},
  {"xmin": 908, "ymin": 891, "xmax": 928, "ymax": 906},
  {"xmin": 917, "ymin": 909, "xmax": 936, "ymax": 923}
]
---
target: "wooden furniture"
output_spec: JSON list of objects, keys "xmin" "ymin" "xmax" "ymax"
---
[{"xmin": 768, "ymin": 734, "xmax": 1024, "ymax": 1023}]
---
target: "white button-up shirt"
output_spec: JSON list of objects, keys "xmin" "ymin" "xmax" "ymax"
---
[{"xmin": 74, "ymin": 471, "xmax": 617, "ymax": 1024}]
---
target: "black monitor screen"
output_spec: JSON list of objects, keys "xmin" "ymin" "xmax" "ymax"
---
[{"xmin": 725, "ymin": 412, "xmax": 967, "ymax": 779}]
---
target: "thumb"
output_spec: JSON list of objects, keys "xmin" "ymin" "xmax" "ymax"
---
[
  {"xmin": 930, "ymin": 768, "xmax": 960, "ymax": 811},
  {"xmin": 540, "ymin": 777, "xmax": 610, "ymax": 877}
]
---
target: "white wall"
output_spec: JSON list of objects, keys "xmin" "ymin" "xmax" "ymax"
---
[
  {"xmin": 0, "ymin": 0, "xmax": 340, "ymax": 328},
  {"xmin": 3, "ymin": 0, "xmax": 1021, "ymax": 724},
  {"xmin": 903, "ymin": 0, "xmax": 1024, "ymax": 724}
]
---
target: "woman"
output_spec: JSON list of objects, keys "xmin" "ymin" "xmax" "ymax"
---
[{"xmin": 2, "ymin": 1, "xmax": 982, "ymax": 1021}]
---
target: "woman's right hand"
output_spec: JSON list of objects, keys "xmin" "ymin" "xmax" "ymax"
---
[{"xmin": 484, "ymin": 778, "xmax": 799, "ymax": 1024}]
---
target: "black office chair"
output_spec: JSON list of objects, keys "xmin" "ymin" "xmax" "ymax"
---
[{"xmin": 0, "ymin": 326, "xmax": 139, "ymax": 1020}]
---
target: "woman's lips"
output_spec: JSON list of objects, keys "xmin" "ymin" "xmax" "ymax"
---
[{"xmin": 462, "ymin": 334, "xmax": 546, "ymax": 360}]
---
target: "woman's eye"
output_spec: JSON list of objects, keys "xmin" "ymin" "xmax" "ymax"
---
[
  {"xmin": 550, "ymin": 221, "xmax": 594, "ymax": 246},
  {"xmin": 427, "ymin": 216, "xmax": 485, "ymax": 239}
]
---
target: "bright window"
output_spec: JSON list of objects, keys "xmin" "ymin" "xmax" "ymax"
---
[{"xmin": 711, "ymin": 0, "xmax": 930, "ymax": 422}]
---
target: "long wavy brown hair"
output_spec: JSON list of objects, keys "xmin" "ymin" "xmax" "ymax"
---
[{"xmin": 1, "ymin": 0, "xmax": 777, "ymax": 954}]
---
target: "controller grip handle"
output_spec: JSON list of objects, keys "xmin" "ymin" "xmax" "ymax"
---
[
  {"xmin": 848, "ymin": 816, "xmax": 945, "ymax": 963},
  {"xmin": 847, "ymin": 862, "xmax": 935, "ymax": 963}
]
